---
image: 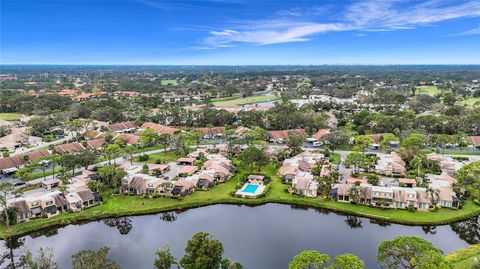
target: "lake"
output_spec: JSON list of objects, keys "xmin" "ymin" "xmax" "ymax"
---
[{"xmin": 1, "ymin": 203, "xmax": 478, "ymax": 268}]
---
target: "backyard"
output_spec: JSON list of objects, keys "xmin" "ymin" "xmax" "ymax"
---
[{"xmin": 446, "ymin": 244, "xmax": 480, "ymax": 269}]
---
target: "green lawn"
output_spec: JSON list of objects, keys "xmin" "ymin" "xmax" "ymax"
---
[
  {"xmin": 161, "ymin": 79, "xmax": 178, "ymax": 86},
  {"xmin": 135, "ymin": 150, "xmax": 183, "ymax": 164},
  {"xmin": 0, "ymin": 113, "xmax": 22, "ymax": 121},
  {"xmin": 211, "ymin": 94, "xmax": 279, "ymax": 106},
  {"xmin": 416, "ymin": 86, "xmax": 443, "ymax": 96},
  {"xmin": 446, "ymin": 244, "xmax": 480, "ymax": 269},
  {"xmin": 2, "ymin": 160, "xmax": 480, "ymax": 239},
  {"xmin": 457, "ymin": 97, "xmax": 480, "ymax": 107},
  {"xmin": 421, "ymin": 149, "xmax": 480, "ymax": 156},
  {"xmin": 328, "ymin": 153, "xmax": 341, "ymax": 165}
]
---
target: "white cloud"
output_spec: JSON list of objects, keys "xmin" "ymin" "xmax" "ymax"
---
[
  {"xmin": 345, "ymin": 0, "xmax": 480, "ymax": 30},
  {"xmin": 202, "ymin": 0, "xmax": 480, "ymax": 48},
  {"xmin": 449, "ymin": 27, "xmax": 480, "ymax": 36},
  {"xmin": 204, "ymin": 21, "xmax": 351, "ymax": 48}
]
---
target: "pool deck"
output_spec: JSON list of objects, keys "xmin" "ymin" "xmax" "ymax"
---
[{"xmin": 235, "ymin": 183, "xmax": 266, "ymax": 198}]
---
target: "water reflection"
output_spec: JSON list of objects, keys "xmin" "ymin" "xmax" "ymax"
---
[
  {"xmin": 103, "ymin": 217, "xmax": 133, "ymax": 235},
  {"xmin": 160, "ymin": 212, "xmax": 177, "ymax": 222},
  {"xmin": 0, "ymin": 238, "xmax": 24, "ymax": 269},
  {"xmin": 422, "ymin": 226, "xmax": 437, "ymax": 235},
  {"xmin": 0, "ymin": 205, "xmax": 477, "ymax": 269},
  {"xmin": 345, "ymin": 216, "xmax": 363, "ymax": 229},
  {"xmin": 450, "ymin": 215, "xmax": 480, "ymax": 244},
  {"xmin": 369, "ymin": 219, "xmax": 391, "ymax": 227}
]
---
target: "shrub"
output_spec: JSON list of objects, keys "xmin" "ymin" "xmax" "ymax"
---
[
  {"xmin": 452, "ymin": 156, "xmax": 469, "ymax": 162},
  {"xmin": 155, "ymin": 158, "xmax": 162, "ymax": 164},
  {"xmin": 138, "ymin": 155, "xmax": 149, "ymax": 162},
  {"xmin": 407, "ymin": 205, "xmax": 416, "ymax": 212}
]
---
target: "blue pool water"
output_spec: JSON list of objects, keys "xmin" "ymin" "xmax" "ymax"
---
[{"xmin": 243, "ymin": 184, "xmax": 259, "ymax": 193}]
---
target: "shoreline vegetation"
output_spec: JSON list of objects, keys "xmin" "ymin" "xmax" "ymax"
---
[
  {"xmin": 1, "ymin": 167, "xmax": 479, "ymax": 239},
  {"xmin": 446, "ymin": 244, "xmax": 480, "ymax": 269}
]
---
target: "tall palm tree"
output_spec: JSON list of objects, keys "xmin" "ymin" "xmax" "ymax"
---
[{"xmin": 411, "ymin": 156, "xmax": 424, "ymax": 178}]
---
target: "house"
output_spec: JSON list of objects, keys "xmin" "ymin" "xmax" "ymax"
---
[
  {"xmin": 0, "ymin": 131, "xmax": 43, "ymax": 151},
  {"xmin": 123, "ymin": 174, "xmax": 171, "ymax": 196},
  {"xmin": 267, "ymin": 129, "xmax": 307, "ymax": 143},
  {"xmin": 313, "ymin": 129, "xmax": 330, "ymax": 141},
  {"xmin": 234, "ymin": 126, "xmax": 250, "ymax": 136},
  {"xmin": 196, "ymin": 172, "xmax": 216, "ymax": 189},
  {"xmin": 85, "ymin": 138, "xmax": 105, "ymax": 150},
  {"xmin": 292, "ymin": 174, "xmax": 318, "ymax": 197},
  {"xmin": 213, "ymin": 105, "xmax": 242, "ymax": 113},
  {"xmin": 55, "ymin": 142, "xmax": 85, "ymax": 154},
  {"xmin": 163, "ymin": 95, "xmax": 192, "ymax": 103},
  {"xmin": 195, "ymin": 127, "xmax": 226, "ymax": 138},
  {"xmin": 399, "ymin": 178, "xmax": 417, "ymax": 188},
  {"xmin": 114, "ymin": 133, "xmax": 140, "ymax": 145},
  {"xmin": 41, "ymin": 178, "xmax": 62, "ymax": 190},
  {"xmin": 0, "ymin": 149, "xmax": 50, "ymax": 174},
  {"xmin": 177, "ymin": 157, "xmax": 196, "ymax": 166},
  {"xmin": 171, "ymin": 179, "xmax": 195, "ymax": 196},
  {"xmin": 10, "ymin": 200, "xmax": 31, "ymax": 222},
  {"xmin": 374, "ymin": 152, "xmax": 406, "ymax": 175},
  {"xmin": 140, "ymin": 122, "xmax": 179, "ymax": 135},
  {"xmin": 149, "ymin": 164, "xmax": 170, "ymax": 176},
  {"xmin": 105, "ymin": 121, "xmax": 138, "ymax": 133},
  {"xmin": 467, "ymin": 136, "xmax": 480, "ymax": 148},
  {"xmin": 177, "ymin": 165, "xmax": 198, "ymax": 177}
]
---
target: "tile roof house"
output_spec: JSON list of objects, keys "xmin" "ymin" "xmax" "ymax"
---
[
  {"xmin": 313, "ymin": 129, "xmax": 330, "ymax": 140},
  {"xmin": 267, "ymin": 129, "xmax": 307, "ymax": 143},
  {"xmin": 105, "ymin": 121, "xmax": 138, "ymax": 133},
  {"xmin": 140, "ymin": 122, "xmax": 179, "ymax": 135},
  {"xmin": 195, "ymin": 127, "xmax": 226, "ymax": 138},
  {"xmin": 176, "ymin": 165, "xmax": 198, "ymax": 177},
  {"xmin": 0, "ymin": 149, "xmax": 50, "ymax": 173},
  {"xmin": 467, "ymin": 136, "xmax": 480, "ymax": 147},
  {"xmin": 292, "ymin": 174, "xmax": 318, "ymax": 197},
  {"xmin": 171, "ymin": 179, "xmax": 195, "ymax": 196},
  {"xmin": 55, "ymin": 142, "xmax": 85, "ymax": 154}
]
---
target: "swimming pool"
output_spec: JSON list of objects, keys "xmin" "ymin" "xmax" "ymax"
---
[{"xmin": 243, "ymin": 184, "xmax": 259, "ymax": 193}]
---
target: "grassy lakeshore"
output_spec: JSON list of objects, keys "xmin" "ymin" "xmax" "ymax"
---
[
  {"xmin": 446, "ymin": 244, "xmax": 480, "ymax": 269},
  {"xmin": 1, "ymin": 166, "xmax": 479, "ymax": 239}
]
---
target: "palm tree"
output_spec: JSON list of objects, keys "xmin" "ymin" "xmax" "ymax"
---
[
  {"xmin": 426, "ymin": 187, "xmax": 439, "ymax": 206},
  {"xmin": 411, "ymin": 156, "xmax": 424, "ymax": 178}
]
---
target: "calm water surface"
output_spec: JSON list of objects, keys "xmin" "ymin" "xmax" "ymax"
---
[{"xmin": 1, "ymin": 204, "xmax": 479, "ymax": 269}]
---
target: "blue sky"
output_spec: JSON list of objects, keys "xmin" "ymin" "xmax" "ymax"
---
[{"xmin": 1, "ymin": 0, "xmax": 480, "ymax": 64}]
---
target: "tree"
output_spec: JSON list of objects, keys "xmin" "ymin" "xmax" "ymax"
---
[
  {"xmin": 72, "ymin": 247, "xmax": 121, "ymax": 269},
  {"xmin": 0, "ymin": 183, "xmax": 22, "ymax": 227},
  {"xmin": 286, "ymin": 131, "xmax": 306, "ymax": 155},
  {"xmin": 455, "ymin": 161, "xmax": 480, "ymax": 200},
  {"xmin": 77, "ymin": 150, "xmax": 97, "ymax": 169},
  {"xmin": 377, "ymin": 236, "xmax": 453, "ymax": 269},
  {"xmin": 97, "ymin": 165, "xmax": 127, "ymax": 189},
  {"xmin": 288, "ymin": 250, "xmax": 330, "ymax": 269},
  {"xmin": 401, "ymin": 134, "xmax": 425, "ymax": 151},
  {"xmin": 104, "ymin": 144, "xmax": 121, "ymax": 165},
  {"xmin": 154, "ymin": 246, "xmax": 177, "ymax": 269},
  {"xmin": 180, "ymin": 232, "xmax": 224, "ymax": 269},
  {"xmin": 14, "ymin": 166, "xmax": 33, "ymax": 182},
  {"xmin": 158, "ymin": 134, "xmax": 171, "ymax": 153},
  {"xmin": 345, "ymin": 152, "xmax": 370, "ymax": 174},
  {"xmin": 366, "ymin": 174, "xmax": 380, "ymax": 186},
  {"xmin": 20, "ymin": 247, "xmax": 60, "ymax": 269},
  {"xmin": 59, "ymin": 153, "xmax": 78, "ymax": 176},
  {"xmin": 190, "ymin": 131, "xmax": 204, "ymax": 149},
  {"xmin": 410, "ymin": 155, "xmax": 424, "ymax": 178},
  {"xmin": 354, "ymin": 135, "xmax": 374, "ymax": 154},
  {"xmin": 348, "ymin": 182, "xmax": 362, "ymax": 204},
  {"xmin": 380, "ymin": 133, "xmax": 398, "ymax": 152},
  {"xmin": 221, "ymin": 259, "xmax": 243, "ymax": 269},
  {"xmin": 139, "ymin": 128, "xmax": 159, "ymax": 148},
  {"xmin": 124, "ymin": 145, "xmax": 136, "ymax": 165},
  {"xmin": 238, "ymin": 146, "xmax": 269, "ymax": 171},
  {"xmin": 331, "ymin": 253, "xmax": 364, "ymax": 269},
  {"xmin": 320, "ymin": 130, "xmax": 350, "ymax": 150}
]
